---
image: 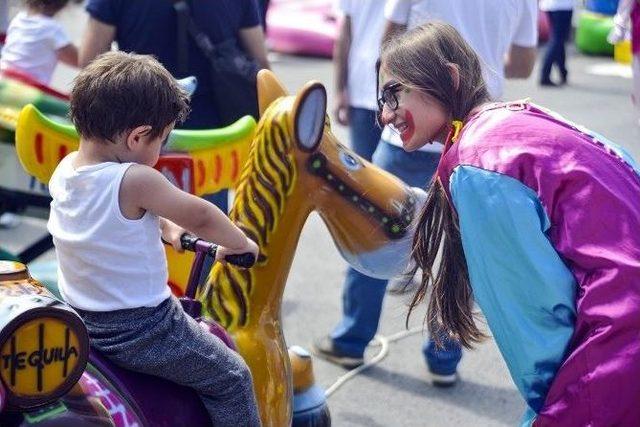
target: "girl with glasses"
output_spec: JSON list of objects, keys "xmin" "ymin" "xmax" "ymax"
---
[{"xmin": 379, "ymin": 21, "xmax": 640, "ymax": 426}]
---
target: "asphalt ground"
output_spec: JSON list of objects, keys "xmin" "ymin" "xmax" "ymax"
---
[{"xmin": 1, "ymin": 3, "xmax": 639, "ymax": 426}]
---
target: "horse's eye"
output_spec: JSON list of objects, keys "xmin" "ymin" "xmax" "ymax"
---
[{"xmin": 339, "ymin": 151, "xmax": 362, "ymax": 171}]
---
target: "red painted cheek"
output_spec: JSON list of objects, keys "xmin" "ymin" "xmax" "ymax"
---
[{"xmin": 401, "ymin": 110, "xmax": 415, "ymax": 142}]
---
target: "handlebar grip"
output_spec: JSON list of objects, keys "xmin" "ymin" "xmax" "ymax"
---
[
  {"xmin": 224, "ymin": 253, "xmax": 256, "ymax": 269},
  {"xmin": 180, "ymin": 233, "xmax": 200, "ymax": 251},
  {"xmin": 179, "ymin": 233, "xmax": 256, "ymax": 268}
]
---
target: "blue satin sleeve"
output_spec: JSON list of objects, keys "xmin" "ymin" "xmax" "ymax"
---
[{"xmin": 449, "ymin": 165, "xmax": 577, "ymax": 422}]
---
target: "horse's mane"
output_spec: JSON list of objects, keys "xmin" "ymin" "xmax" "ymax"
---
[{"xmin": 201, "ymin": 102, "xmax": 297, "ymax": 330}]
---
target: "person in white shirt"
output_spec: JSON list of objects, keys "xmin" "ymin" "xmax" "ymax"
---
[
  {"xmin": 312, "ymin": 0, "xmax": 389, "ymax": 371},
  {"xmin": 48, "ymin": 51, "xmax": 260, "ymax": 425},
  {"xmin": 316, "ymin": 0, "xmax": 538, "ymax": 386},
  {"xmin": 539, "ymin": 0, "xmax": 576, "ymax": 86},
  {"xmin": 0, "ymin": 0, "xmax": 77, "ymax": 84},
  {"xmin": 332, "ymin": 0, "xmax": 386, "ymax": 160},
  {"xmin": 608, "ymin": 0, "xmax": 640, "ymax": 126}
]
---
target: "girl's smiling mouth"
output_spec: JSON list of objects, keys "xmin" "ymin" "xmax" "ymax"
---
[{"xmin": 399, "ymin": 110, "xmax": 415, "ymax": 142}]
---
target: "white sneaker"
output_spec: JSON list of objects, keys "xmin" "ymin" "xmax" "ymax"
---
[
  {"xmin": 0, "ymin": 212, "xmax": 21, "ymax": 229},
  {"xmin": 429, "ymin": 371, "xmax": 458, "ymax": 388},
  {"xmin": 387, "ymin": 272, "xmax": 420, "ymax": 295}
]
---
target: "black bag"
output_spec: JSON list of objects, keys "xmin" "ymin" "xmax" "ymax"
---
[{"xmin": 173, "ymin": 0, "xmax": 260, "ymax": 125}]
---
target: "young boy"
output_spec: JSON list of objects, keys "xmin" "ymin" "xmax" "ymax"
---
[
  {"xmin": 47, "ymin": 51, "xmax": 261, "ymax": 426},
  {"xmin": 0, "ymin": 0, "xmax": 78, "ymax": 84}
]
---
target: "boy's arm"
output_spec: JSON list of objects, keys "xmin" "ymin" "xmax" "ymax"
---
[
  {"xmin": 159, "ymin": 217, "xmax": 187, "ymax": 252},
  {"xmin": 121, "ymin": 165, "xmax": 249, "ymax": 251}
]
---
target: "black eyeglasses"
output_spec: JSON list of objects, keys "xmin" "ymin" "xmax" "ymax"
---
[{"xmin": 376, "ymin": 82, "xmax": 403, "ymax": 112}]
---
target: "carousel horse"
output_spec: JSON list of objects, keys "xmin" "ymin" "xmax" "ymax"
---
[
  {"xmin": 2, "ymin": 70, "xmax": 425, "ymax": 426},
  {"xmin": 200, "ymin": 69, "xmax": 424, "ymax": 425}
]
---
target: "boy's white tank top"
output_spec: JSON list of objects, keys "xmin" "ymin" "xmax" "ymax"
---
[{"xmin": 47, "ymin": 152, "xmax": 170, "ymax": 311}]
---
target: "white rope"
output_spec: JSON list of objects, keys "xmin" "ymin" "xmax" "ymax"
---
[{"xmin": 324, "ymin": 326, "xmax": 423, "ymax": 398}]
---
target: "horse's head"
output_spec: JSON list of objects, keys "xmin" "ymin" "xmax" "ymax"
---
[{"xmin": 254, "ymin": 70, "xmax": 425, "ymax": 278}]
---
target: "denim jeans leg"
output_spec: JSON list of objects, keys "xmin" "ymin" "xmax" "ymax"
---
[
  {"xmin": 371, "ymin": 140, "xmax": 439, "ymax": 188},
  {"xmin": 555, "ymin": 10, "xmax": 573, "ymax": 76},
  {"xmin": 542, "ymin": 10, "xmax": 572, "ymax": 81},
  {"xmin": 331, "ymin": 267, "xmax": 388, "ymax": 357},
  {"xmin": 328, "ymin": 112, "xmax": 384, "ymax": 356},
  {"xmin": 422, "ymin": 332, "xmax": 463, "ymax": 376},
  {"xmin": 348, "ymin": 107, "xmax": 382, "ymax": 162}
]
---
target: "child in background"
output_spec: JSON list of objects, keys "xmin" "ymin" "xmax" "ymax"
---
[
  {"xmin": 609, "ymin": 0, "xmax": 640, "ymax": 125},
  {"xmin": 378, "ymin": 21, "xmax": 640, "ymax": 425},
  {"xmin": 48, "ymin": 51, "xmax": 261, "ymax": 426},
  {"xmin": 0, "ymin": 0, "xmax": 77, "ymax": 84}
]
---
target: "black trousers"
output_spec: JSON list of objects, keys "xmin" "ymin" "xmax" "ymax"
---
[{"xmin": 541, "ymin": 10, "xmax": 573, "ymax": 82}]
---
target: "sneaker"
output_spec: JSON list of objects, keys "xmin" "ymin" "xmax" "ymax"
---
[
  {"xmin": 423, "ymin": 338, "xmax": 461, "ymax": 388},
  {"xmin": 311, "ymin": 336, "xmax": 364, "ymax": 369},
  {"xmin": 387, "ymin": 271, "xmax": 420, "ymax": 295},
  {"xmin": 0, "ymin": 212, "xmax": 21, "ymax": 229},
  {"xmin": 560, "ymin": 69, "xmax": 568, "ymax": 85},
  {"xmin": 428, "ymin": 370, "xmax": 458, "ymax": 388},
  {"xmin": 539, "ymin": 78, "xmax": 558, "ymax": 87}
]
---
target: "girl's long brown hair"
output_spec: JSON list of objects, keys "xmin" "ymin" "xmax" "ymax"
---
[{"xmin": 380, "ymin": 22, "xmax": 491, "ymax": 348}]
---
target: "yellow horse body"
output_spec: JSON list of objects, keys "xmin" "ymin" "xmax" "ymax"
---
[{"xmin": 205, "ymin": 70, "xmax": 422, "ymax": 425}]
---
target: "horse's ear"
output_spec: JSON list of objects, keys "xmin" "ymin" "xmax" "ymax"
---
[
  {"xmin": 258, "ymin": 69, "xmax": 288, "ymax": 116},
  {"xmin": 292, "ymin": 82, "xmax": 326, "ymax": 152}
]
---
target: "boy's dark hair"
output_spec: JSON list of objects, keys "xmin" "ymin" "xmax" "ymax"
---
[
  {"xmin": 70, "ymin": 51, "xmax": 190, "ymax": 143},
  {"xmin": 23, "ymin": 0, "xmax": 70, "ymax": 15},
  {"xmin": 380, "ymin": 22, "xmax": 492, "ymax": 349}
]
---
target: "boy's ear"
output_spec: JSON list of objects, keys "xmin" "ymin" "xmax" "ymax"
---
[
  {"xmin": 125, "ymin": 125, "xmax": 153, "ymax": 151},
  {"xmin": 447, "ymin": 63, "xmax": 460, "ymax": 92}
]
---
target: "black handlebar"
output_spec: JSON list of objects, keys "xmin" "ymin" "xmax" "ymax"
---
[
  {"xmin": 179, "ymin": 233, "xmax": 256, "ymax": 269},
  {"xmin": 179, "ymin": 233, "xmax": 202, "ymax": 252}
]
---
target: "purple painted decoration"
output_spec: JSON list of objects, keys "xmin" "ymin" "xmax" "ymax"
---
[{"xmin": 87, "ymin": 352, "xmax": 211, "ymax": 427}]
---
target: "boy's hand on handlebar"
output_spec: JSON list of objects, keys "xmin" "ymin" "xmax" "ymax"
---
[
  {"xmin": 160, "ymin": 218, "xmax": 187, "ymax": 253},
  {"xmin": 216, "ymin": 238, "xmax": 259, "ymax": 267}
]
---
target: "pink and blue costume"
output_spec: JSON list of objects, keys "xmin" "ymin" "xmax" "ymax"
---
[{"xmin": 437, "ymin": 102, "xmax": 640, "ymax": 426}]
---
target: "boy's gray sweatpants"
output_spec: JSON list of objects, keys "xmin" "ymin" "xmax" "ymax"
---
[{"xmin": 76, "ymin": 296, "xmax": 261, "ymax": 427}]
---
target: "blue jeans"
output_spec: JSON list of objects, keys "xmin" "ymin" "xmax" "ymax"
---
[
  {"xmin": 348, "ymin": 107, "xmax": 382, "ymax": 162},
  {"xmin": 331, "ymin": 141, "xmax": 462, "ymax": 375},
  {"xmin": 541, "ymin": 10, "xmax": 573, "ymax": 83}
]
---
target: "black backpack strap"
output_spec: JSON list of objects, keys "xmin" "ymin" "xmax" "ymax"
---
[
  {"xmin": 171, "ymin": 0, "xmax": 219, "ymax": 67},
  {"xmin": 172, "ymin": 0, "xmax": 190, "ymax": 75}
]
